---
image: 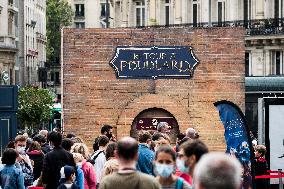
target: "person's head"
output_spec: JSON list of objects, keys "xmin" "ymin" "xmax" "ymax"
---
[
  {"xmin": 71, "ymin": 143, "xmax": 90, "ymax": 159},
  {"xmin": 177, "ymin": 139, "xmax": 208, "ymax": 175},
  {"xmin": 60, "ymin": 165, "xmax": 76, "ymax": 183},
  {"xmin": 152, "ymin": 133, "xmax": 165, "ymax": 141},
  {"xmin": 47, "ymin": 131, "xmax": 62, "ymax": 148},
  {"xmin": 2, "ymin": 148, "xmax": 18, "ymax": 165},
  {"xmin": 33, "ymin": 134, "xmax": 46, "ymax": 146},
  {"xmin": 157, "ymin": 122, "xmax": 169, "ymax": 134},
  {"xmin": 254, "ymin": 145, "xmax": 266, "ymax": 158},
  {"xmin": 101, "ymin": 125, "xmax": 113, "ymax": 138},
  {"xmin": 72, "ymin": 153, "xmax": 84, "ymax": 167},
  {"xmin": 14, "ymin": 135, "xmax": 28, "ymax": 154},
  {"xmin": 105, "ymin": 142, "xmax": 117, "ymax": 160},
  {"xmin": 98, "ymin": 135, "xmax": 109, "ymax": 148},
  {"xmin": 66, "ymin": 133, "xmax": 76, "ymax": 139},
  {"xmin": 138, "ymin": 131, "xmax": 152, "ymax": 146},
  {"xmin": 39, "ymin": 130, "xmax": 48, "ymax": 139},
  {"xmin": 28, "ymin": 141, "xmax": 42, "ymax": 152},
  {"xmin": 116, "ymin": 137, "xmax": 138, "ymax": 163},
  {"xmin": 61, "ymin": 138, "xmax": 74, "ymax": 152},
  {"xmin": 194, "ymin": 153, "xmax": 242, "ymax": 189},
  {"xmin": 185, "ymin": 128, "xmax": 199, "ymax": 139},
  {"xmin": 6, "ymin": 141, "xmax": 15, "ymax": 149},
  {"xmin": 155, "ymin": 136, "xmax": 171, "ymax": 151},
  {"xmin": 154, "ymin": 146, "xmax": 176, "ymax": 178},
  {"xmin": 71, "ymin": 136, "xmax": 84, "ymax": 144}
]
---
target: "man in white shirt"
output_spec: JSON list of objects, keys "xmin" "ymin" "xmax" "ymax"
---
[{"xmin": 91, "ymin": 135, "xmax": 109, "ymax": 188}]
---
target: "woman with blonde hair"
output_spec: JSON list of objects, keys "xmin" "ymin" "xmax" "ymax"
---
[
  {"xmin": 71, "ymin": 143, "xmax": 90, "ymax": 160},
  {"xmin": 71, "ymin": 143, "xmax": 96, "ymax": 189}
]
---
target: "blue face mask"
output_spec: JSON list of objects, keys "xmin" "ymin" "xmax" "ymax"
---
[
  {"xmin": 176, "ymin": 159, "xmax": 189, "ymax": 173},
  {"xmin": 155, "ymin": 163, "xmax": 174, "ymax": 178}
]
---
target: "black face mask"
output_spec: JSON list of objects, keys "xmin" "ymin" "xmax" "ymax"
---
[{"xmin": 106, "ymin": 133, "xmax": 112, "ymax": 139}]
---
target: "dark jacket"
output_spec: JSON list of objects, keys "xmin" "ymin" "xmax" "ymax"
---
[
  {"xmin": 27, "ymin": 150, "xmax": 44, "ymax": 181},
  {"xmin": 57, "ymin": 183, "xmax": 80, "ymax": 189},
  {"xmin": 254, "ymin": 157, "xmax": 269, "ymax": 189},
  {"xmin": 41, "ymin": 143, "xmax": 51, "ymax": 154},
  {"xmin": 42, "ymin": 146, "xmax": 76, "ymax": 189}
]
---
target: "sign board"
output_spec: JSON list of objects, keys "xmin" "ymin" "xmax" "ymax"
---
[
  {"xmin": 2, "ymin": 71, "xmax": 9, "ymax": 82},
  {"xmin": 136, "ymin": 117, "xmax": 175, "ymax": 130},
  {"xmin": 110, "ymin": 46, "xmax": 199, "ymax": 79}
]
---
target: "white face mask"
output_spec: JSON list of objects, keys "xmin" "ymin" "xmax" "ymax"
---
[{"xmin": 16, "ymin": 146, "xmax": 26, "ymax": 154}]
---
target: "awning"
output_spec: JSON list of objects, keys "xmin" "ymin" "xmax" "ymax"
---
[{"xmin": 245, "ymin": 76, "xmax": 284, "ymax": 92}]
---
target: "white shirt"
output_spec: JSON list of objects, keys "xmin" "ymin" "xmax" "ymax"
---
[{"xmin": 91, "ymin": 150, "xmax": 106, "ymax": 184}]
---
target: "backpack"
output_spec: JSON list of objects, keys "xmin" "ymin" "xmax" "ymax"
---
[
  {"xmin": 87, "ymin": 150, "xmax": 104, "ymax": 165},
  {"xmin": 176, "ymin": 177, "xmax": 184, "ymax": 189}
]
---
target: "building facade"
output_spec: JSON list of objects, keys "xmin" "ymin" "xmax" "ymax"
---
[
  {"xmin": 0, "ymin": 0, "xmax": 18, "ymax": 85},
  {"xmin": 64, "ymin": 0, "xmax": 284, "ymax": 137},
  {"xmin": 18, "ymin": 0, "xmax": 46, "ymax": 87}
]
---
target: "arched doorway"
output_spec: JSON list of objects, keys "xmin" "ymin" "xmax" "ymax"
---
[{"xmin": 130, "ymin": 108, "xmax": 179, "ymax": 144}]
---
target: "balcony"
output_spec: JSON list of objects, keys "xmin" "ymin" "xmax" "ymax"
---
[
  {"xmin": 27, "ymin": 49, "xmax": 39, "ymax": 57},
  {"xmin": 152, "ymin": 18, "xmax": 284, "ymax": 37},
  {"xmin": 0, "ymin": 36, "xmax": 17, "ymax": 52},
  {"xmin": 36, "ymin": 32, "xmax": 47, "ymax": 43}
]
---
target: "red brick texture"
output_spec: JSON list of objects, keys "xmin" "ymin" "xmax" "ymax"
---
[{"xmin": 62, "ymin": 27, "xmax": 245, "ymax": 151}]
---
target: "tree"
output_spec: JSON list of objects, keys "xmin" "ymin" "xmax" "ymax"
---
[
  {"xmin": 47, "ymin": 0, "xmax": 73, "ymax": 63},
  {"xmin": 17, "ymin": 86, "xmax": 54, "ymax": 131}
]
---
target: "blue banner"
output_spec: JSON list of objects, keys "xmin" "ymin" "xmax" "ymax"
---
[
  {"xmin": 110, "ymin": 46, "xmax": 199, "ymax": 79},
  {"xmin": 214, "ymin": 100, "xmax": 253, "ymax": 189}
]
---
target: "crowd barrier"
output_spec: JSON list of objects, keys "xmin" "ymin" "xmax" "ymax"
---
[{"xmin": 255, "ymin": 169, "xmax": 284, "ymax": 189}]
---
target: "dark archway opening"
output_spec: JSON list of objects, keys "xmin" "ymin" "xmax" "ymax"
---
[{"xmin": 130, "ymin": 108, "xmax": 179, "ymax": 144}]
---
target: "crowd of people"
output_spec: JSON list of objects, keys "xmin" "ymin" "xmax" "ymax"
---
[{"xmin": 0, "ymin": 123, "xmax": 268, "ymax": 189}]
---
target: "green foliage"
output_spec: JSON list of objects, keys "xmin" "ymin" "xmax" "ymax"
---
[
  {"xmin": 47, "ymin": 0, "xmax": 74, "ymax": 63},
  {"xmin": 18, "ymin": 87, "xmax": 53, "ymax": 127}
]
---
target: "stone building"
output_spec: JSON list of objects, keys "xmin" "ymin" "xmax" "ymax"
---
[
  {"xmin": 18, "ymin": 0, "xmax": 46, "ymax": 86},
  {"xmin": 0, "ymin": 0, "xmax": 18, "ymax": 85}
]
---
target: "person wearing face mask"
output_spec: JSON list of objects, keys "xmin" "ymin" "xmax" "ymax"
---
[
  {"xmin": 154, "ymin": 146, "xmax": 192, "ymax": 189},
  {"xmin": 136, "ymin": 131, "xmax": 155, "ymax": 176},
  {"xmin": 14, "ymin": 135, "xmax": 34, "ymax": 187},
  {"xmin": 72, "ymin": 153, "xmax": 86, "ymax": 189},
  {"xmin": 176, "ymin": 139, "xmax": 208, "ymax": 184}
]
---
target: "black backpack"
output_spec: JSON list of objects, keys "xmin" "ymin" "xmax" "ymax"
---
[{"xmin": 87, "ymin": 150, "xmax": 104, "ymax": 165}]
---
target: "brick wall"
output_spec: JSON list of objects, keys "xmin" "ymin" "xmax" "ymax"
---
[{"xmin": 62, "ymin": 27, "xmax": 245, "ymax": 151}]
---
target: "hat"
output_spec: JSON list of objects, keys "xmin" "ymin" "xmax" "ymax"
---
[{"xmin": 60, "ymin": 165, "xmax": 75, "ymax": 179}]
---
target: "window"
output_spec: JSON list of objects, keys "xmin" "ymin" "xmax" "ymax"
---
[
  {"xmin": 8, "ymin": 11, "xmax": 14, "ymax": 35},
  {"xmin": 243, "ymin": 0, "xmax": 251, "ymax": 22},
  {"xmin": 101, "ymin": 3, "xmax": 106, "ymax": 17},
  {"xmin": 271, "ymin": 51, "xmax": 283, "ymax": 75},
  {"xmin": 217, "ymin": 0, "xmax": 225, "ymax": 26},
  {"xmin": 55, "ymin": 72, "xmax": 60, "ymax": 84},
  {"xmin": 192, "ymin": 1, "xmax": 198, "ymax": 27},
  {"xmin": 165, "ymin": 0, "xmax": 170, "ymax": 26},
  {"xmin": 75, "ymin": 4, "xmax": 85, "ymax": 17},
  {"xmin": 275, "ymin": 0, "xmax": 279, "ymax": 19},
  {"xmin": 75, "ymin": 22, "xmax": 85, "ymax": 28},
  {"xmin": 245, "ymin": 52, "xmax": 251, "ymax": 76},
  {"xmin": 136, "ymin": 1, "xmax": 145, "ymax": 27}
]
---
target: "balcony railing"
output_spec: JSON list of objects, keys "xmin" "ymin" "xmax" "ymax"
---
[{"xmin": 148, "ymin": 18, "xmax": 284, "ymax": 36}]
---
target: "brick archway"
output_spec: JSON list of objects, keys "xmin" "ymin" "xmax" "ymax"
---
[{"xmin": 116, "ymin": 94, "xmax": 191, "ymax": 139}]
